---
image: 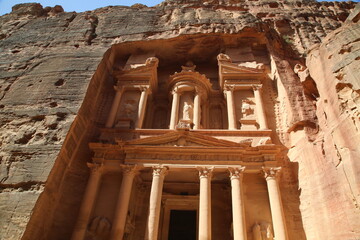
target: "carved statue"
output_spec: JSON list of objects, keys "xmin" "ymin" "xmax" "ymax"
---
[
  {"xmin": 88, "ymin": 216, "xmax": 111, "ymax": 240},
  {"xmin": 122, "ymin": 99, "xmax": 137, "ymax": 118},
  {"xmin": 253, "ymin": 223, "xmax": 262, "ymax": 240},
  {"xmin": 241, "ymin": 99, "xmax": 255, "ymax": 117},
  {"xmin": 266, "ymin": 224, "xmax": 274, "ymax": 240},
  {"xmin": 182, "ymin": 101, "xmax": 193, "ymax": 121},
  {"xmin": 252, "ymin": 222, "xmax": 274, "ymax": 240}
]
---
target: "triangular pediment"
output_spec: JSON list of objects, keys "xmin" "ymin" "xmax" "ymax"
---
[
  {"xmin": 121, "ymin": 131, "xmax": 249, "ymax": 148},
  {"xmin": 220, "ymin": 61, "xmax": 264, "ymax": 75}
]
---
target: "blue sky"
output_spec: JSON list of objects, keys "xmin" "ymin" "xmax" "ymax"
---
[
  {"xmin": 0, "ymin": 0, "xmax": 359, "ymax": 16},
  {"xmin": 0, "ymin": 0, "xmax": 163, "ymax": 15}
]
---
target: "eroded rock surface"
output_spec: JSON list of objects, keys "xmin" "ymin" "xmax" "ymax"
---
[{"xmin": 0, "ymin": 1, "xmax": 359, "ymax": 240}]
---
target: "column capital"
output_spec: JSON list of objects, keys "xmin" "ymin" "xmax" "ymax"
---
[
  {"xmin": 263, "ymin": 167, "xmax": 281, "ymax": 180},
  {"xmin": 120, "ymin": 164, "xmax": 139, "ymax": 176},
  {"xmin": 228, "ymin": 166, "xmax": 246, "ymax": 180},
  {"xmin": 224, "ymin": 84, "xmax": 235, "ymax": 92},
  {"xmin": 139, "ymin": 85, "xmax": 151, "ymax": 94},
  {"xmin": 197, "ymin": 166, "xmax": 214, "ymax": 179},
  {"xmin": 152, "ymin": 165, "xmax": 169, "ymax": 177},
  {"xmin": 171, "ymin": 87, "xmax": 180, "ymax": 95},
  {"xmin": 195, "ymin": 86, "xmax": 205, "ymax": 96},
  {"xmin": 252, "ymin": 84, "xmax": 263, "ymax": 91},
  {"xmin": 87, "ymin": 162, "xmax": 104, "ymax": 174}
]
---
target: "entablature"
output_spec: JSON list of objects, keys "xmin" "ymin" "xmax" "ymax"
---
[{"xmin": 217, "ymin": 53, "xmax": 266, "ymax": 91}]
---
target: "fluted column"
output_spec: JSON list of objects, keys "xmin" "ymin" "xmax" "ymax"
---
[
  {"xmin": 253, "ymin": 85, "xmax": 268, "ymax": 130},
  {"xmin": 136, "ymin": 86, "xmax": 150, "ymax": 129},
  {"xmin": 224, "ymin": 85, "xmax": 237, "ymax": 130},
  {"xmin": 110, "ymin": 165, "xmax": 138, "ymax": 240},
  {"xmin": 71, "ymin": 163, "xmax": 103, "ymax": 240},
  {"xmin": 146, "ymin": 166, "xmax": 168, "ymax": 240},
  {"xmin": 106, "ymin": 86, "xmax": 124, "ymax": 128},
  {"xmin": 193, "ymin": 89, "xmax": 201, "ymax": 129},
  {"xmin": 229, "ymin": 167, "xmax": 247, "ymax": 240},
  {"xmin": 263, "ymin": 167, "xmax": 288, "ymax": 240},
  {"xmin": 169, "ymin": 88, "xmax": 180, "ymax": 129},
  {"xmin": 198, "ymin": 167, "xmax": 213, "ymax": 240}
]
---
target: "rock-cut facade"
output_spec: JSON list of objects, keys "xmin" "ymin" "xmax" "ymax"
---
[{"xmin": 0, "ymin": 1, "xmax": 359, "ymax": 240}]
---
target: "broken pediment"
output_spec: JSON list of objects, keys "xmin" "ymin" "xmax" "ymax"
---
[
  {"xmin": 217, "ymin": 53, "xmax": 265, "ymax": 89},
  {"xmin": 119, "ymin": 131, "xmax": 248, "ymax": 148},
  {"xmin": 113, "ymin": 56, "xmax": 159, "ymax": 91}
]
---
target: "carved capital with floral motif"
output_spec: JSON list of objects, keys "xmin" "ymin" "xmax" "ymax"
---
[
  {"xmin": 228, "ymin": 166, "xmax": 246, "ymax": 180},
  {"xmin": 197, "ymin": 166, "xmax": 214, "ymax": 179},
  {"xmin": 262, "ymin": 167, "xmax": 281, "ymax": 181},
  {"xmin": 152, "ymin": 165, "xmax": 169, "ymax": 177}
]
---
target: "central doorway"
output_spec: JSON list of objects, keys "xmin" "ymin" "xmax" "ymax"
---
[{"xmin": 168, "ymin": 210, "xmax": 197, "ymax": 240}]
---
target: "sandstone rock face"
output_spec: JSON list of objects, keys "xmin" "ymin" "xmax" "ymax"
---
[{"xmin": 0, "ymin": 1, "xmax": 359, "ymax": 240}]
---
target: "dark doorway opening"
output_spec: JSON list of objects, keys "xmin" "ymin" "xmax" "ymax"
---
[{"xmin": 168, "ymin": 210, "xmax": 197, "ymax": 240}]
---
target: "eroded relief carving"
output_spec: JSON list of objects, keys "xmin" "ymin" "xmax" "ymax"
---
[
  {"xmin": 252, "ymin": 222, "xmax": 274, "ymax": 240},
  {"xmin": 241, "ymin": 99, "xmax": 255, "ymax": 117},
  {"xmin": 121, "ymin": 99, "xmax": 137, "ymax": 118},
  {"xmin": 88, "ymin": 216, "xmax": 111, "ymax": 240}
]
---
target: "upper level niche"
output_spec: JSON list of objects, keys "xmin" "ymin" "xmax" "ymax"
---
[{"xmin": 105, "ymin": 37, "xmax": 272, "ymax": 131}]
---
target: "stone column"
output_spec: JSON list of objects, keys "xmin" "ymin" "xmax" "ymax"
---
[
  {"xmin": 263, "ymin": 167, "xmax": 288, "ymax": 240},
  {"xmin": 224, "ymin": 85, "xmax": 237, "ymax": 130},
  {"xmin": 136, "ymin": 86, "xmax": 150, "ymax": 129},
  {"xmin": 71, "ymin": 163, "xmax": 103, "ymax": 240},
  {"xmin": 146, "ymin": 166, "xmax": 168, "ymax": 240},
  {"xmin": 106, "ymin": 86, "xmax": 124, "ymax": 128},
  {"xmin": 229, "ymin": 167, "xmax": 247, "ymax": 240},
  {"xmin": 110, "ymin": 165, "xmax": 138, "ymax": 240},
  {"xmin": 193, "ymin": 89, "xmax": 201, "ymax": 129},
  {"xmin": 169, "ymin": 88, "xmax": 180, "ymax": 129},
  {"xmin": 198, "ymin": 167, "xmax": 213, "ymax": 240},
  {"xmin": 253, "ymin": 85, "xmax": 268, "ymax": 130}
]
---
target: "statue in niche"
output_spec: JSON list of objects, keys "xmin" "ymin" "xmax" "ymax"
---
[
  {"xmin": 124, "ymin": 211, "xmax": 135, "ymax": 239},
  {"xmin": 88, "ymin": 216, "xmax": 111, "ymax": 240},
  {"xmin": 121, "ymin": 99, "xmax": 137, "ymax": 118},
  {"xmin": 241, "ymin": 99, "xmax": 255, "ymax": 117},
  {"xmin": 182, "ymin": 101, "xmax": 193, "ymax": 121},
  {"xmin": 253, "ymin": 223, "xmax": 262, "ymax": 240},
  {"xmin": 252, "ymin": 222, "xmax": 274, "ymax": 240}
]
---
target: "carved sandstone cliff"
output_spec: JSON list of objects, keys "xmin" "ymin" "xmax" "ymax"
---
[{"xmin": 0, "ymin": 1, "xmax": 359, "ymax": 240}]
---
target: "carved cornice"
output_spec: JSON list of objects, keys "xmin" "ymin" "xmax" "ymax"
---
[
  {"xmin": 168, "ymin": 70, "xmax": 212, "ymax": 98},
  {"xmin": 114, "ymin": 57, "xmax": 159, "ymax": 92}
]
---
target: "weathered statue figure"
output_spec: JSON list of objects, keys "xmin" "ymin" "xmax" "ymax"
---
[
  {"xmin": 241, "ymin": 99, "xmax": 254, "ymax": 117},
  {"xmin": 253, "ymin": 223, "xmax": 262, "ymax": 240},
  {"xmin": 182, "ymin": 101, "xmax": 193, "ymax": 121},
  {"xmin": 253, "ymin": 222, "xmax": 274, "ymax": 240},
  {"xmin": 266, "ymin": 224, "xmax": 274, "ymax": 240},
  {"xmin": 122, "ymin": 100, "xmax": 137, "ymax": 118}
]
